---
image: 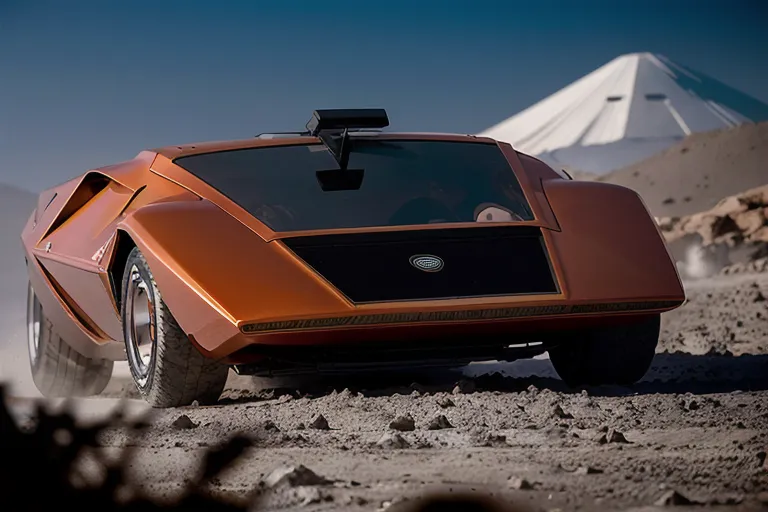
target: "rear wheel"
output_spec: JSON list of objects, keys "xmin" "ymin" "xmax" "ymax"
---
[
  {"xmin": 26, "ymin": 283, "xmax": 114, "ymax": 397},
  {"xmin": 121, "ymin": 247, "xmax": 229, "ymax": 407},
  {"xmin": 548, "ymin": 314, "xmax": 660, "ymax": 387}
]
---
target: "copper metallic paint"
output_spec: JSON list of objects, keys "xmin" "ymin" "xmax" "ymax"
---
[{"xmin": 21, "ymin": 133, "xmax": 686, "ymax": 363}]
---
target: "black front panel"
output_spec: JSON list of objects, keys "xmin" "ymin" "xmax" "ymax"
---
[{"xmin": 281, "ymin": 226, "xmax": 558, "ymax": 303}]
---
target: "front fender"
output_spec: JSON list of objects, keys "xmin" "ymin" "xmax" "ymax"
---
[
  {"xmin": 117, "ymin": 198, "xmax": 349, "ymax": 354},
  {"xmin": 541, "ymin": 179, "xmax": 685, "ymax": 304}
]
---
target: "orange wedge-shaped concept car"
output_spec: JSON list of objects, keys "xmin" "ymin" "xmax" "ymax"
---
[{"xmin": 21, "ymin": 109, "xmax": 685, "ymax": 407}]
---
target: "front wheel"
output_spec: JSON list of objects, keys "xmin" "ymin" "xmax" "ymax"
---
[
  {"xmin": 548, "ymin": 314, "xmax": 660, "ymax": 387},
  {"xmin": 121, "ymin": 247, "xmax": 229, "ymax": 407},
  {"xmin": 27, "ymin": 283, "xmax": 114, "ymax": 397}
]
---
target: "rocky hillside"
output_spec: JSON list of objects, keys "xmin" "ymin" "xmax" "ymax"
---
[
  {"xmin": 593, "ymin": 122, "xmax": 768, "ymax": 218},
  {"xmin": 657, "ymin": 184, "xmax": 768, "ymax": 279}
]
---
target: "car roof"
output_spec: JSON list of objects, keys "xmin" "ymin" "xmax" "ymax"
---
[{"xmin": 151, "ymin": 132, "xmax": 501, "ymax": 160}]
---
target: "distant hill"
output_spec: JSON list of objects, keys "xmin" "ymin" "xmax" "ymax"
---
[
  {"xmin": 596, "ymin": 122, "xmax": 768, "ymax": 218},
  {"xmin": 0, "ymin": 183, "xmax": 37, "ymax": 394}
]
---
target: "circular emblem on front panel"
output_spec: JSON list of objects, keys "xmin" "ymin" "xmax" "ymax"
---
[{"xmin": 409, "ymin": 254, "xmax": 444, "ymax": 272}]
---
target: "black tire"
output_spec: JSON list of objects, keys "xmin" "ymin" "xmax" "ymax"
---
[
  {"xmin": 26, "ymin": 283, "xmax": 114, "ymax": 397},
  {"xmin": 548, "ymin": 314, "xmax": 661, "ymax": 387},
  {"xmin": 121, "ymin": 247, "xmax": 229, "ymax": 407}
]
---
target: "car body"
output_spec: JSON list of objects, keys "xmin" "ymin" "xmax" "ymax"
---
[{"xmin": 21, "ymin": 109, "xmax": 685, "ymax": 406}]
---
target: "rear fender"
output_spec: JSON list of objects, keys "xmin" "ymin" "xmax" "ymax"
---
[{"xmin": 24, "ymin": 254, "xmax": 125, "ymax": 360}]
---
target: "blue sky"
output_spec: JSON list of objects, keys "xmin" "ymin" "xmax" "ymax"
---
[{"xmin": 1, "ymin": 0, "xmax": 767, "ymax": 192}]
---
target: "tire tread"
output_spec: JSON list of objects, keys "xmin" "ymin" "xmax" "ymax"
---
[
  {"xmin": 29, "ymin": 288, "xmax": 114, "ymax": 398},
  {"xmin": 122, "ymin": 248, "xmax": 228, "ymax": 407},
  {"xmin": 549, "ymin": 314, "xmax": 661, "ymax": 387}
]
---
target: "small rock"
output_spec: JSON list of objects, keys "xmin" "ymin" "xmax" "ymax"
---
[
  {"xmin": 654, "ymin": 489, "xmax": 698, "ymax": 506},
  {"xmin": 296, "ymin": 486, "xmax": 328, "ymax": 506},
  {"xmin": 376, "ymin": 432, "xmax": 410, "ymax": 449},
  {"xmin": 681, "ymin": 398, "xmax": 699, "ymax": 411},
  {"xmin": 344, "ymin": 495, "xmax": 368, "ymax": 506},
  {"xmin": 598, "ymin": 428, "xmax": 631, "ymax": 444},
  {"xmin": 574, "ymin": 466, "xmax": 604, "ymax": 475},
  {"xmin": 389, "ymin": 414, "xmax": 416, "ymax": 431},
  {"xmin": 414, "ymin": 439, "xmax": 433, "ymax": 449},
  {"xmin": 378, "ymin": 497, "xmax": 408, "ymax": 511},
  {"xmin": 278, "ymin": 394, "xmax": 294, "ymax": 403},
  {"xmin": 755, "ymin": 291, "xmax": 766, "ymax": 302},
  {"xmin": 263, "ymin": 465, "xmax": 332, "ymax": 488},
  {"xmin": 262, "ymin": 419, "xmax": 280, "ymax": 431},
  {"xmin": 508, "ymin": 476, "xmax": 535, "ymax": 490},
  {"xmin": 427, "ymin": 415, "xmax": 454, "ymax": 430},
  {"xmin": 296, "ymin": 422, "xmax": 306, "ymax": 430},
  {"xmin": 482, "ymin": 433, "xmax": 508, "ymax": 447},
  {"xmin": 190, "ymin": 400, "xmax": 199, "ymax": 408},
  {"xmin": 553, "ymin": 404, "xmax": 574, "ymax": 419},
  {"xmin": 171, "ymin": 414, "xmax": 198, "ymax": 430},
  {"xmin": 309, "ymin": 414, "xmax": 331, "ymax": 430},
  {"xmin": 757, "ymin": 450, "xmax": 766, "ymax": 468},
  {"xmin": 437, "ymin": 397, "xmax": 455, "ymax": 408}
]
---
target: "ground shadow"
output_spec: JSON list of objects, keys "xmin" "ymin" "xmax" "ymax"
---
[{"xmin": 219, "ymin": 352, "xmax": 768, "ymax": 404}]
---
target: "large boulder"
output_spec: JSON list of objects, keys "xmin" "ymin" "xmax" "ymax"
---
[{"xmin": 658, "ymin": 185, "xmax": 768, "ymax": 279}]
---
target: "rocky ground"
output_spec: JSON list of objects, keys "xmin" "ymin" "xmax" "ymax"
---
[
  {"xmin": 6, "ymin": 270, "xmax": 768, "ymax": 511},
  {"xmin": 657, "ymin": 184, "xmax": 768, "ymax": 281}
]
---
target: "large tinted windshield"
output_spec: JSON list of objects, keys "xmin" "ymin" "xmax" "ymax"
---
[{"xmin": 173, "ymin": 139, "xmax": 534, "ymax": 232}]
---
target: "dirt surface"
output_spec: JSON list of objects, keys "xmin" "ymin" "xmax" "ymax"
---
[
  {"xmin": 6, "ymin": 270, "xmax": 768, "ymax": 511},
  {"xmin": 582, "ymin": 122, "xmax": 768, "ymax": 218}
]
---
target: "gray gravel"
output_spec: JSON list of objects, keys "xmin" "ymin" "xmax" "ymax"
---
[{"xmin": 7, "ymin": 270, "xmax": 768, "ymax": 511}]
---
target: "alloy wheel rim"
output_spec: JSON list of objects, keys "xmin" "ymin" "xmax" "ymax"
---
[
  {"xmin": 125, "ymin": 265, "xmax": 156, "ymax": 386},
  {"xmin": 27, "ymin": 286, "xmax": 41, "ymax": 366}
]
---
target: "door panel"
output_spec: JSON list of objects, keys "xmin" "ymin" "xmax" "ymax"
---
[
  {"xmin": 35, "ymin": 257, "xmax": 123, "ymax": 341},
  {"xmin": 37, "ymin": 178, "xmax": 136, "ymax": 341}
]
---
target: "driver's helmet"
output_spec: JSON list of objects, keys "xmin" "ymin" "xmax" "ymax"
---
[{"xmin": 474, "ymin": 203, "xmax": 523, "ymax": 222}]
